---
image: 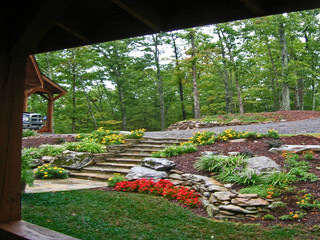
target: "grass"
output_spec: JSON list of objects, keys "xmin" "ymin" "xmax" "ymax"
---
[{"xmin": 21, "ymin": 189, "xmax": 319, "ymax": 240}]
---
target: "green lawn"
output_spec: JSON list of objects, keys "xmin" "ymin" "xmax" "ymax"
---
[{"xmin": 22, "ymin": 189, "xmax": 318, "ymax": 240}]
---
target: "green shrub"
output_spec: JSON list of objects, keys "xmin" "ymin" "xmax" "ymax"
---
[
  {"xmin": 34, "ymin": 164, "xmax": 68, "ymax": 179},
  {"xmin": 267, "ymin": 129, "xmax": 280, "ymax": 139},
  {"xmin": 38, "ymin": 145, "xmax": 65, "ymax": 156},
  {"xmin": 189, "ymin": 130, "xmax": 216, "ymax": 145},
  {"xmin": 195, "ymin": 154, "xmax": 245, "ymax": 172},
  {"xmin": 239, "ymin": 184, "xmax": 270, "ymax": 197},
  {"xmin": 107, "ymin": 173, "xmax": 126, "ymax": 187},
  {"xmin": 152, "ymin": 143, "xmax": 197, "ymax": 158},
  {"xmin": 279, "ymin": 211, "xmax": 306, "ymax": 220},
  {"xmin": 296, "ymin": 193, "xmax": 320, "ymax": 209},
  {"xmin": 22, "ymin": 129, "xmax": 37, "ymax": 137},
  {"xmin": 265, "ymin": 172, "xmax": 298, "ymax": 186},
  {"xmin": 21, "ymin": 150, "xmax": 35, "ymax": 187},
  {"xmin": 76, "ymin": 127, "xmax": 120, "ymax": 144},
  {"xmin": 270, "ymin": 201, "xmax": 287, "ymax": 209},
  {"xmin": 303, "ymin": 151, "xmax": 314, "ymax": 160},
  {"xmin": 262, "ymin": 214, "xmax": 275, "ymax": 221},
  {"xmin": 125, "ymin": 129, "xmax": 146, "ymax": 139},
  {"xmin": 229, "ymin": 170, "xmax": 264, "ymax": 185}
]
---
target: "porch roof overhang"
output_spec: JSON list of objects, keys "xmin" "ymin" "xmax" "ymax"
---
[{"xmin": 2, "ymin": 0, "xmax": 320, "ymax": 55}]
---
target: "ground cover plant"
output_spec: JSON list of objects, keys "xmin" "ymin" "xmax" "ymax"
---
[
  {"xmin": 21, "ymin": 189, "xmax": 320, "ymax": 240},
  {"xmin": 34, "ymin": 164, "xmax": 68, "ymax": 179}
]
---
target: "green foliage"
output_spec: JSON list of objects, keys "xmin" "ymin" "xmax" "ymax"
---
[
  {"xmin": 22, "ymin": 129, "xmax": 37, "ymax": 137},
  {"xmin": 189, "ymin": 130, "xmax": 216, "ymax": 145},
  {"xmin": 107, "ymin": 173, "xmax": 126, "ymax": 187},
  {"xmin": 228, "ymin": 170, "xmax": 264, "ymax": 185},
  {"xmin": 21, "ymin": 150, "xmax": 35, "ymax": 186},
  {"xmin": 152, "ymin": 143, "xmax": 198, "ymax": 157},
  {"xmin": 76, "ymin": 127, "xmax": 120, "ymax": 144},
  {"xmin": 267, "ymin": 129, "xmax": 280, "ymax": 139},
  {"xmin": 125, "ymin": 128, "xmax": 146, "ymax": 139},
  {"xmin": 303, "ymin": 151, "xmax": 314, "ymax": 160},
  {"xmin": 64, "ymin": 141, "xmax": 105, "ymax": 153},
  {"xmin": 279, "ymin": 211, "xmax": 306, "ymax": 220},
  {"xmin": 195, "ymin": 154, "xmax": 245, "ymax": 172},
  {"xmin": 296, "ymin": 193, "xmax": 320, "ymax": 210},
  {"xmin": 38, "ymin": 145, "xmax": 65, "ymax": 157},
  {"xmin": 262, "ymin": 214, "xmax": 275, "ymax": 221},
  {"xmin": 34, "ymin": 164, "xmax": 68, "ymax": 179},
  {"xmin": 264, "ymin": 172, "xmax": 298, "ymax": 187}
]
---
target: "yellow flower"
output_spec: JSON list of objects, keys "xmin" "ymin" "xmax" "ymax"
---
[
  {"xmin": 292, "ymin": 214, "xmax": 298, "ymax": 218},
  {"xmin": 59, "ymin": 171, "xmax": 63, "ymax": 173},
  {"xmin": 44, "ymin": 175, "xmax": 48, "ymax": 178}
]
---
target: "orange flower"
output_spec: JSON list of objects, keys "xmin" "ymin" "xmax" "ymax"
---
[{"xmin": 292, "ymin": 214, "xmax": 298, "ymax": 218}]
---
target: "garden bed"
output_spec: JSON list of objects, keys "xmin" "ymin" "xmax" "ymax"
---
[{"xmin": 168, "ymin": 134, "xmax": 320, "ymax": 227}]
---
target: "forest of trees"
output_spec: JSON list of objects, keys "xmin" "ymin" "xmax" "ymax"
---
[{"xmin": 30, "ymin": 9, "xmax": 320, "ymax": 133}]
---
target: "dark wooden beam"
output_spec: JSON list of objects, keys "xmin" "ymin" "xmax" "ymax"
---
[
  {"xmin": 11, "ymin": 0, "xmax": 72, "ymax": 55},
  {"xmin": 110, "ymin": 0, "xmax": 162, "ymax": 32},
  {"xmin": 55, "ymin": 20, "xmax": 90, "ymax": 43},
  {"xmin": 239, "ymin": 0, "xmax": 265, "ymax": 16}
]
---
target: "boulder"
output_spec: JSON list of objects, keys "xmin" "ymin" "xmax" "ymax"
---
[
  {"xmin": 244, "ymin": 156, "xmax": 281, "ymax": 175},
  {"xmin": 142, "ymin": 157, "xmax": 176, "ymax": 171},
  {"xmin": 52, "ymin": 151, "xmax": 93, "ymax": 170},
  {"xmin": 231, "ymin": 197, "xmax": 269, "ymax": 206},
  {"xmin": 126, "ymin": 166, "xmax": 168, "ymax": 181},
  {"xmin": 213, "ymin": 192, "xmax": 236, "ymax": 201},
  {"xmin": 269, "ymin": 145, "xmax": 320, "ymax": 154},
  {"xmin": 169, "ymin": 173, "xmax": 183, "ymax": 180},
  {"xmin": 207, "ymin": 184, "xmax": 228, "ymax": 192},
  {"xmin": 219, "ymin": 205, "xmax": 258, "ymax": 214},
  {"xmin": 206, "ymin": 204, "xmax": 220, "ymax": 217}
]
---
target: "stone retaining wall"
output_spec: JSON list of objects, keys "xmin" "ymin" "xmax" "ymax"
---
[{"xmin": 168, "ymin": 170, "xmax": 273, "ymax": 219}]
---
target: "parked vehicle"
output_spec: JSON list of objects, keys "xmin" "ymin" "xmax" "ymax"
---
[{"xmin": 23, "ymin": 112, "xmax": 43, "ymax": 130}]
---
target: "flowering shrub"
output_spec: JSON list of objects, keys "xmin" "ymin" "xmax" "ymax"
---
[
  {"xmin": 114, "ymin": 179, "xmax": 201, "ymax": 207},
  {"xmin": 76, "ymin": 127, "xmax": 121, "ymax": 144},
  {"xmin": 34, "ymin": 164, "xmax": 68, "ymax": 179},
  {"xmin": 189, "ymin": 130, "xmax": 216, "ymax": 145},
  {"xmin": 151, "ymin": 143, "xmax": 197, "ymax": 158},
  {"xmin": 296, "ymin": 193, "xmax": 320, "ymax": 209},
  {"xmin": 267, "ymin": 129, "xmax": 280, "ymax": 139},
  {"xmin": 303, "ymin": 151, "xmax": 314, "ymax": 160},
  {"xmin": 64, "ymin": 141, "xmax": 104, "ymax": 153},
  {"xmin": 279, "ymin": 211, "xmax": 306, "ymax": 220},
  {"xmin": 101, "ymin": 134, "xmax": 125, "ymax": 145},
  {"xmin": 107, "ymin": 173, "xmax": 126, "ymax": 187},
  {"xmin": 125, "ymin": 129, "xmax": 146, "ymax": 139}
]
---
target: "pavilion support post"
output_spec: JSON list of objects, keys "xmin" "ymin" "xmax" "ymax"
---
[
  {"xmin": 46, "ymin": 95, "xmax": 54, "ymax": 133},
  {"xmin": 0, "ymin": 54, "xmax": 27, "ymax": 222},
  {"xmin": 22, "ymin": 92, "xmax": 28, "ymax": 112}
]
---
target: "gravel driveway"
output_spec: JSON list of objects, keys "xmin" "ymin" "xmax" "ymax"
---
[{"xmin": 144, "ymin": 117, "xmax": 320, "ymax": 139}]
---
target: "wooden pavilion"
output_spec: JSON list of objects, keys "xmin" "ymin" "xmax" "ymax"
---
[
  {"xmin": 0, "ymin": 1, "xmax": 319, "ymax": 239},
  {"xmin": 24, "ymin": 55, "xmax": 67, "ymax": 133}
]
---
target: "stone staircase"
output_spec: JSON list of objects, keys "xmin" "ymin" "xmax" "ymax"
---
[{"xmin": 69, "ymin": 137, "xmax": 187, "ymax": 181}]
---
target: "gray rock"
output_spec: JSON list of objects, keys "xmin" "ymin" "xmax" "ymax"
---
[
  {"xmin": 206, "ymin": 204, "xmax": 219, "ymax": 217},
  {"xmin": 213, "ymin": 192, "xmax": 236, "ymax": 201},
  {"xmin": 244, "ymin": 156, "xmax": 281, "ymax": 175},
  {"xmin": 219, "ymin": 210, "xmax": 235, "ymax": 216},
  {"xmin": 169, "ymin": 173, "xmax": 183, "ymax": 180},
  {"xmin": 228, "ymin": 139, "xmax": 247, "ymax": 143},
  {"xmin": 52, "ymin": 151, "xmax": 93, "ymax": 170},
  {"xmin": 126, "ymin": 166, "xmax": 168, "ymax": 181},
  {"xmin": 224, "ymin": 184, "xmax": 233, "ymax": 188},
  {"xmin": 237, "ymin": 194, "xmax": 258, "ymax": 198},
  {"xmin": 142, "ymin": 157, "xmax": 176, "ymax": 171},
  {"xmin": 231, "ymin": 197, "xmax": 269, "ymax": 206},
  {"xmin": 228, "ymin": 151, "xmax": 241, "ymax": 156},
  {"xmin": 209, "ymin": 194, "xmax": 218, "ymax": 204},
  {"xmin": 202, "ymin": 200, "xmax": 210, "ymax": 208},
  {"xmin": 270, "ymin": 145, "xmax": 320, "ymax": 154},
  {"xmin": 203, "ymin": 192, "xmax": 211, "ymax": 198},
  {"xmin": 201, "ymin": 151, "xmax": 218, "ymax": 157},
  {"xmin": 42, "ymin": 156, "xmax": 55, "ymax": 163},
  {"xmin": 170, "ymin": 180, "xmax": 183, "ymax": 185},
  {"xmin": 219, "ymin": 205, "xmax": 258, "ymax": 214},
  {"xmin": 207, "ymin": 184, "xmax": 228, "ymax": 192}
]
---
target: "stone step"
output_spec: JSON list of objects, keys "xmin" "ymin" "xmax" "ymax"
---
[
  {"xmin": 116, "ymin": 153, "xmax": 150, "ymax": 159},
  {"xmin": 96, "ymin": 162, "xmax": 137, "ymax": 169},
  {"xmin": 69, "ymin": 172, "xmax": 113, "ymax": 181},
  {"xmin": 106, "ymin": 158, "xmax": 142, "ymax": 164},
  {"xmin": 139, "ymin": 140, "xmax": 182, "ymax": 145},
  {"xmin": 125, "ymin": 148, "xmax": 160, "ymax": 154},
  {"xmin": 81, "ymin": 166, "xmax": 130, "ymax": 174},
  {"xmin": 129, "ymin": 144, "xmax": 167, "ymax": 149}
]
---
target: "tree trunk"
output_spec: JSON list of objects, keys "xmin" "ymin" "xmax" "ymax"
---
[
  {"xmin": 265, "ymin": 36, "xmax": 279, "ymax": 110},
  {"xmin": 217, "ymin": 30, "xmax": 232, "ymax": 113},
  {"xmin": 118, "ymin": 84, "xmax": 127, "ymax": 131},
  {"xmin": 152, "ymin": 34, "xmax": 165, "ymax": 130},
  {"xmin": 189, "ymin": 30, "xmax": 201, "ymax": 119},
  {"xmin": 294, "ymin": 78, "xmax": 304, "ymax": 110},
  {"xmin": 171, "ymin": 34, "xmax": 187, "ymax": 120},
  {"xmin": 279, "ymin": 22, "xmax": 291, "ymax": 110},
  {"xmin": 71, "ymin": 50, "xmax": 76, "ymax": 133}
]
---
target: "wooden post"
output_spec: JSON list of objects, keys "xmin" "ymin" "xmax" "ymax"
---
[
  {"xmin": 0, "ymin": 54, "xmax": 27, "ymax": 223},
  {"xmin": 22, "ymin": 92, "xmax": 28, "ymax": 112},
  {"xmin": 47, "ymin": 95, "xmax": 54, "ymax": 133}
]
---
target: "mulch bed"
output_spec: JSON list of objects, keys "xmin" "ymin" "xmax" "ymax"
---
[
  {"xmin": 22, "ymin": 134, "xmax": 77, "ymax": 148},
  {"xmin": 168, "ymin": 135, "xmax": 320, "ymax": 227}
]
